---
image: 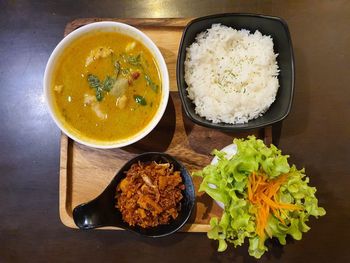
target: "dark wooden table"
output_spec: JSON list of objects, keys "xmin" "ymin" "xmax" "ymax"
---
[{"xmin": 1, "ymin": 1, "xmax": 349, "ymax": 262}]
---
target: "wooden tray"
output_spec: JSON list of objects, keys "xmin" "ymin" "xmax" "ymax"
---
[{"xmin": 59, "ymin": 18, "xmax": 272, "ymax": 232}]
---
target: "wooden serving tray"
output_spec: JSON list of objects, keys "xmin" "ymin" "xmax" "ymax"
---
[{"xmin": 59, "ymin": 18, "xmax": 272, "ymax": 232}]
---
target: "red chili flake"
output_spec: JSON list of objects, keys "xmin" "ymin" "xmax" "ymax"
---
[{"xmin": 131, "ymin": 71, "xmax": 140, "ymax": 80}]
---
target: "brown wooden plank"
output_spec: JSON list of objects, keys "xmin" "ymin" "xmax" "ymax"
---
[
  {"xmin": 59, "ymin": 18, "xmax": 271, "ymax": 232},
  {"xmin": 64, "ymin": 18, "xmax": 192, "ymax": 36}
]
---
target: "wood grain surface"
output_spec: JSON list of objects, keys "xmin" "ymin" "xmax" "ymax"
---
[
  {"xmin": 2, "ymin": 2, "xmax": 349, "ymax": 263},
  {"xmin": 59, "ymin": 18, "xmax": 271, "ymax": 231}
]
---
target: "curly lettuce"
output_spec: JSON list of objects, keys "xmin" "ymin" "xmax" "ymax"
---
[{"xmin": 194, "ymin": 136, "xmax": 326, "ymax": 259}]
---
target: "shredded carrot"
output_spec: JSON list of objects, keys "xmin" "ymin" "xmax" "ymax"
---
[{"xmin": 247, "ymin": 172, "xmax": 302, "ymax": 238}]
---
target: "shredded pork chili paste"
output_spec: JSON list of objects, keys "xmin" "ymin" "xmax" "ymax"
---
[{"xmin": 115, "ymin": 161, "xmax": 185, "ymax": 228}]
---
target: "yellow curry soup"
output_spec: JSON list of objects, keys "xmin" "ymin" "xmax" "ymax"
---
[{"xmin": 52, "ymin": 31, "xmax": 162, "ymax": 143}]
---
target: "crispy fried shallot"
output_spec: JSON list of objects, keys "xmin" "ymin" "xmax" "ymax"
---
[{"xmin": 116, "ymin": 161, "xmax": 185, "ymax": 228}]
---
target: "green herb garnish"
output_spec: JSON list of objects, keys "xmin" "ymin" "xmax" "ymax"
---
[
  {"xmin": 87, "ymin": 74, "xmax": 101, "ymax": 89},
  {"xmin": 123, "ymin": 54, "xmax": 142, "ymax": 67},
  {"xmin": 144, "ymin": 74, "xmax": 159, "ymax": 93},
  {"xmin": 95, "ymin": 90, "xmax": 103, "ymax": 101},
  {"xmin": 87, "ymin": 51, "xmax": 159, "ymax": 102},
  {"xmin": 114, "ymin": 61, "xmax": 121, "ymax": 76},
  {"xmin": 121, "ymin": 53, "xmax": 159, "ymax": 93},
  {"xmin": 134, "ymin": 95, "xmax": 147, "ymax": 105},
  {"xmin": 87, "ymin": 74, "xmax": 115, "ymax": 101},
  {"xmin": 102, "ymin": 76, "xmax": 115, "ymax": 92},
  {"xmin": 87, "ymin": 74, "xmax": 103, "ymax": 101}
]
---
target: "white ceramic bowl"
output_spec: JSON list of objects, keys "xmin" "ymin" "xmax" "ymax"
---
[{"xmin": 43, "ymin": 21, "xmax": 169, "ymax": 149}]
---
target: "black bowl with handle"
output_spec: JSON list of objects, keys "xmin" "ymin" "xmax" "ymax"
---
[{"xmin": 73, "ymin": 152, "xmax": 195, "ymax": 237}]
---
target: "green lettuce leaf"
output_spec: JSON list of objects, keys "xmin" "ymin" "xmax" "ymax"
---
[{"xmin": 194, "ymin": 136, "xmax": 326, "ymax": 259}]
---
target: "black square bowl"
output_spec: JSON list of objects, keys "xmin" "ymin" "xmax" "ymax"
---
[{"xmin": 176, "ymin": 13, "xmax": 295, "ymax": 131}]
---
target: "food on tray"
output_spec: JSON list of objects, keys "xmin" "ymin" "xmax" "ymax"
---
[
  {"xmin": 184, "ymin": 24, "xmax": 279, "ymax": 124},
  {"xmin": 194, "ymin": 136, "xmax": 326, "ymax": 259},
  {"xmin": 51, "ymin": 31, "xmax": 161, "ymax": 142},
  {"xmin": 116, "ymin": 161, "xmax": 185, "ymax": 228}
]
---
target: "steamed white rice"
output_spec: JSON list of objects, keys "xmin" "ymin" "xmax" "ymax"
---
[{"xmin": 184, "ymin": 24, "xmax": 279, "ymax": 124}]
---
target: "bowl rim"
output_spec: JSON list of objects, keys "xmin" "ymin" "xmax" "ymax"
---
[
  {"xmin": 176, "ymin": 13, "xmax": 295, "ymax": 131},
  {"xmin": 44, "ymin": 21, "xmax": 169, "ymax": 148}
]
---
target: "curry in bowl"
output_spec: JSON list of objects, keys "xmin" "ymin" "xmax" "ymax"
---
[{"xmin": 46, "ymin": 22, "xmax": 168, "ymax": 147}]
